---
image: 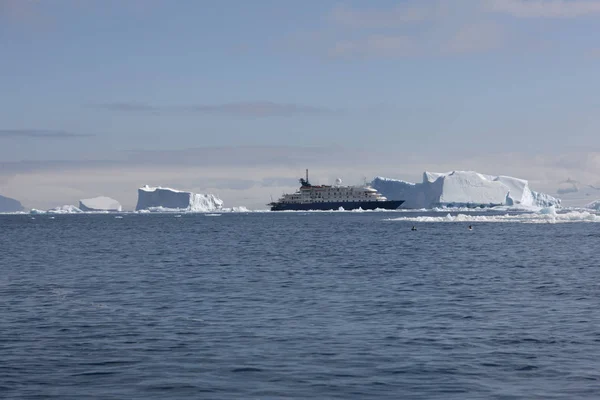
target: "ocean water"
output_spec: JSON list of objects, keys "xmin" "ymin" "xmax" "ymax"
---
[{"xmin": 2, "ymin": 212, "xmax": 600, "ymax": 399}]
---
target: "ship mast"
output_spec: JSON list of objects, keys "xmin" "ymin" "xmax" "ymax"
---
[{"xmin": 299, "ymin": 169, "xmax": 311, "ymax": 187}]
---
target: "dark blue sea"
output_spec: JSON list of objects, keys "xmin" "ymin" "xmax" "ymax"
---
[{"xmin": 2, "ymin": 212, "xmax": 600, "ymax": 399}]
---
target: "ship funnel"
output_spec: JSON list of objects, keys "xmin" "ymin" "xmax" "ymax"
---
[{"xmin": 306, "ymin": 169, "xmax": 309, "ymax": 183}]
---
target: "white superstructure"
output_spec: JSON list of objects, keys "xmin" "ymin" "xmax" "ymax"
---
[
  {"xmin": 270, "ymin": 170, "xmax": 404, "ymax": 211},
  {"xmin": 275, "ymin": 170, "xmax": 388, "ymax": 205},
  {"xmin": 278, "ymin": 181, "xmax": 388, "ymax": 205}
]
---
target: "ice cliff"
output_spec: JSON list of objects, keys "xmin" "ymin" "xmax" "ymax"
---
[
  {"xmin": 0, "ymin": 194, "xmax": 24, "ymax": 213},
  {"xmin": 372, "ymin": 171, "xmax": 561, "ymax": 209},
  {"xmin": 79, "ymin": 196, "xmax": 122, "ymax": 212},
  {"xmin": 135, "ymin": 185, "xmax": 224, "ymax": 212}
]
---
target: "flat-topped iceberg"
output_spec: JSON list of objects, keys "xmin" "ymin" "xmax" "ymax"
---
[
  {"xmin": 136, "ymin": 185, "xmax": 223, "ymax": 212},
  {"xmin": 0, "ymin": 194, "xmax": 24, "ymax": 213},
  {"xmin": 79, "ymin": 196, "xmax": 122, "ymax": 212},
  {"xmin": 372, "ymin": 171, "xmax": 561, "ymax": 209}
]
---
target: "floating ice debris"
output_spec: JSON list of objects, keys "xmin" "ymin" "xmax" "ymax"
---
[
  {"xmin": 46, "ymin": 205, "xmax": 83, "ymax": 214},
  {"xmin": 386, "ymin": 209, "xmax": 600, "ymax": 224},
  {"xmin": 222, "ymin": 206, "xmax": 250, "ymax": 213}
]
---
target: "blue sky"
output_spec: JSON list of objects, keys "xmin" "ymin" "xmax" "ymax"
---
[{"xmin": 2, "ymin": 0, "xmax": 600, "ymax": 209}]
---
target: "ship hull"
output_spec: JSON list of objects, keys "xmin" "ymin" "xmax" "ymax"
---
[{"xmin": 270, "ymin": 200, "xmax": 404, "ymax": 211}]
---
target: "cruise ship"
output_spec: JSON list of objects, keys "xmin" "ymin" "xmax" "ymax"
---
[{"xmin": 269, "ymin": 170, "xmax": 404, "ymax": 211}]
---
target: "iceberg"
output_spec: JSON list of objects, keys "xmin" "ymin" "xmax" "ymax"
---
[
  {"xmin": 372, "ymin": 170, "xmax": 561, "ymax": 209},
  {"xmin": 0, "ymin": 194, "xmax": 24, "ymax": 213},
  {"xmin": 135, "ymin": 185, "xmax": 224, "ymax": 212},
  {"xmin": 30, "ymin": 205, "xmax": 84, "ymax": 214},
  {"xmin": 79, "ymin": 196, "xmax": 122, "ymax": 212},
  {"xmin": 222, "ymin": 206, "xmax": 250, "ymax": 213},
  {"xmin": 585, "ymin": 200, "xmax": 600, "ymax": 211},
  {"xmin": 48, "ymin": 205, "xmax": 83, "ymax": 214}
]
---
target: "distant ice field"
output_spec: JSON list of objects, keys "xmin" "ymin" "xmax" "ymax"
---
[{"xmin": 2, "ymin": 205, "xmax": 600, "ymax": 223}]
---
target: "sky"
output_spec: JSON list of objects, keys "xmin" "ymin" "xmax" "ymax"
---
[{"xmin": 2, "ymin": 0, "xmax": 600, "ymax": 209}]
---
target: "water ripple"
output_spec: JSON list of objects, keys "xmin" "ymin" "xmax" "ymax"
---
[{"xmin": 2, "ymin": 213, "xmax": 600, "ymax": 399}]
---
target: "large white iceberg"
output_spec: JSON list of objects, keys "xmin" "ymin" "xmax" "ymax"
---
[
  {"xmin": 372, "ymin": 171, "xmax": 561, "ymax": 209},
  {"xmin": 135, "ymin": 185, "xmax": 224, "ymax": 212},
  {"xmin": 79, "ymin": 196, "xmax": 122, "ymax": 212}
]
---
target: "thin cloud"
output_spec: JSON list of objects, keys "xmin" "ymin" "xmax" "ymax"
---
[
  {"xmin": 0, "ymin": 145, "xmax": 366, "ymax": 174},
  {"xmin": 124, "ymin": 145, "xmax": 361, "ymax": 167},
  {"xmin": 329, "ymin": 2, "xmax": 447, "ymax": 28},
  {"xmin": 92, "ymin": 101, "xmax": 338, "ymax": 117},
  {"xmin": 93, "ymin": 102, "xmax": 159, "ymax": 113},
  {"xmin": 0, "ymin": 129, "xmax": 93, "ymax": 139},
  {"xmin": 486, "ymin": 0, "xmax": 600, "ymax": 18},
  {"xmin": 444, "ymin": 21, "xmax": 505, "ymax": 54},
  {"xmin": 329, "ymin": 35, "xmax": 414, "ymax": 59},
  {"xmin": 557, "ymin": 186, "xmax": 579, "ymax": 194},
  {"xmin": 557, "ymin": 177, "xmax": 580, "ymax": 194},
  {"xmin": 190, "ymin": 102, "xmax": 336, "ymax": 117},
  {"xmin": 301, "ymin": 1, "xmax": 512, "ymax": 59}
]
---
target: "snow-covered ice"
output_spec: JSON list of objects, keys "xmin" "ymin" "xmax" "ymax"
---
[
  {"xmin": 48, "ymin": 205, "xmax": 83, "ymax": 214},
  {"xmin": 79, "ymin": 196, "xmax": 122, "ymax": 212},
  {"xmin": 29, "ymin": 205, "xmax": 84, "ymax": 214},
  {"xmin": 372, "ymin": 171, "xmax": 561, "ymax": 209},
  {"xmin": 135, "ymin": 185, "xmax": 224, "ymax": 212}
]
